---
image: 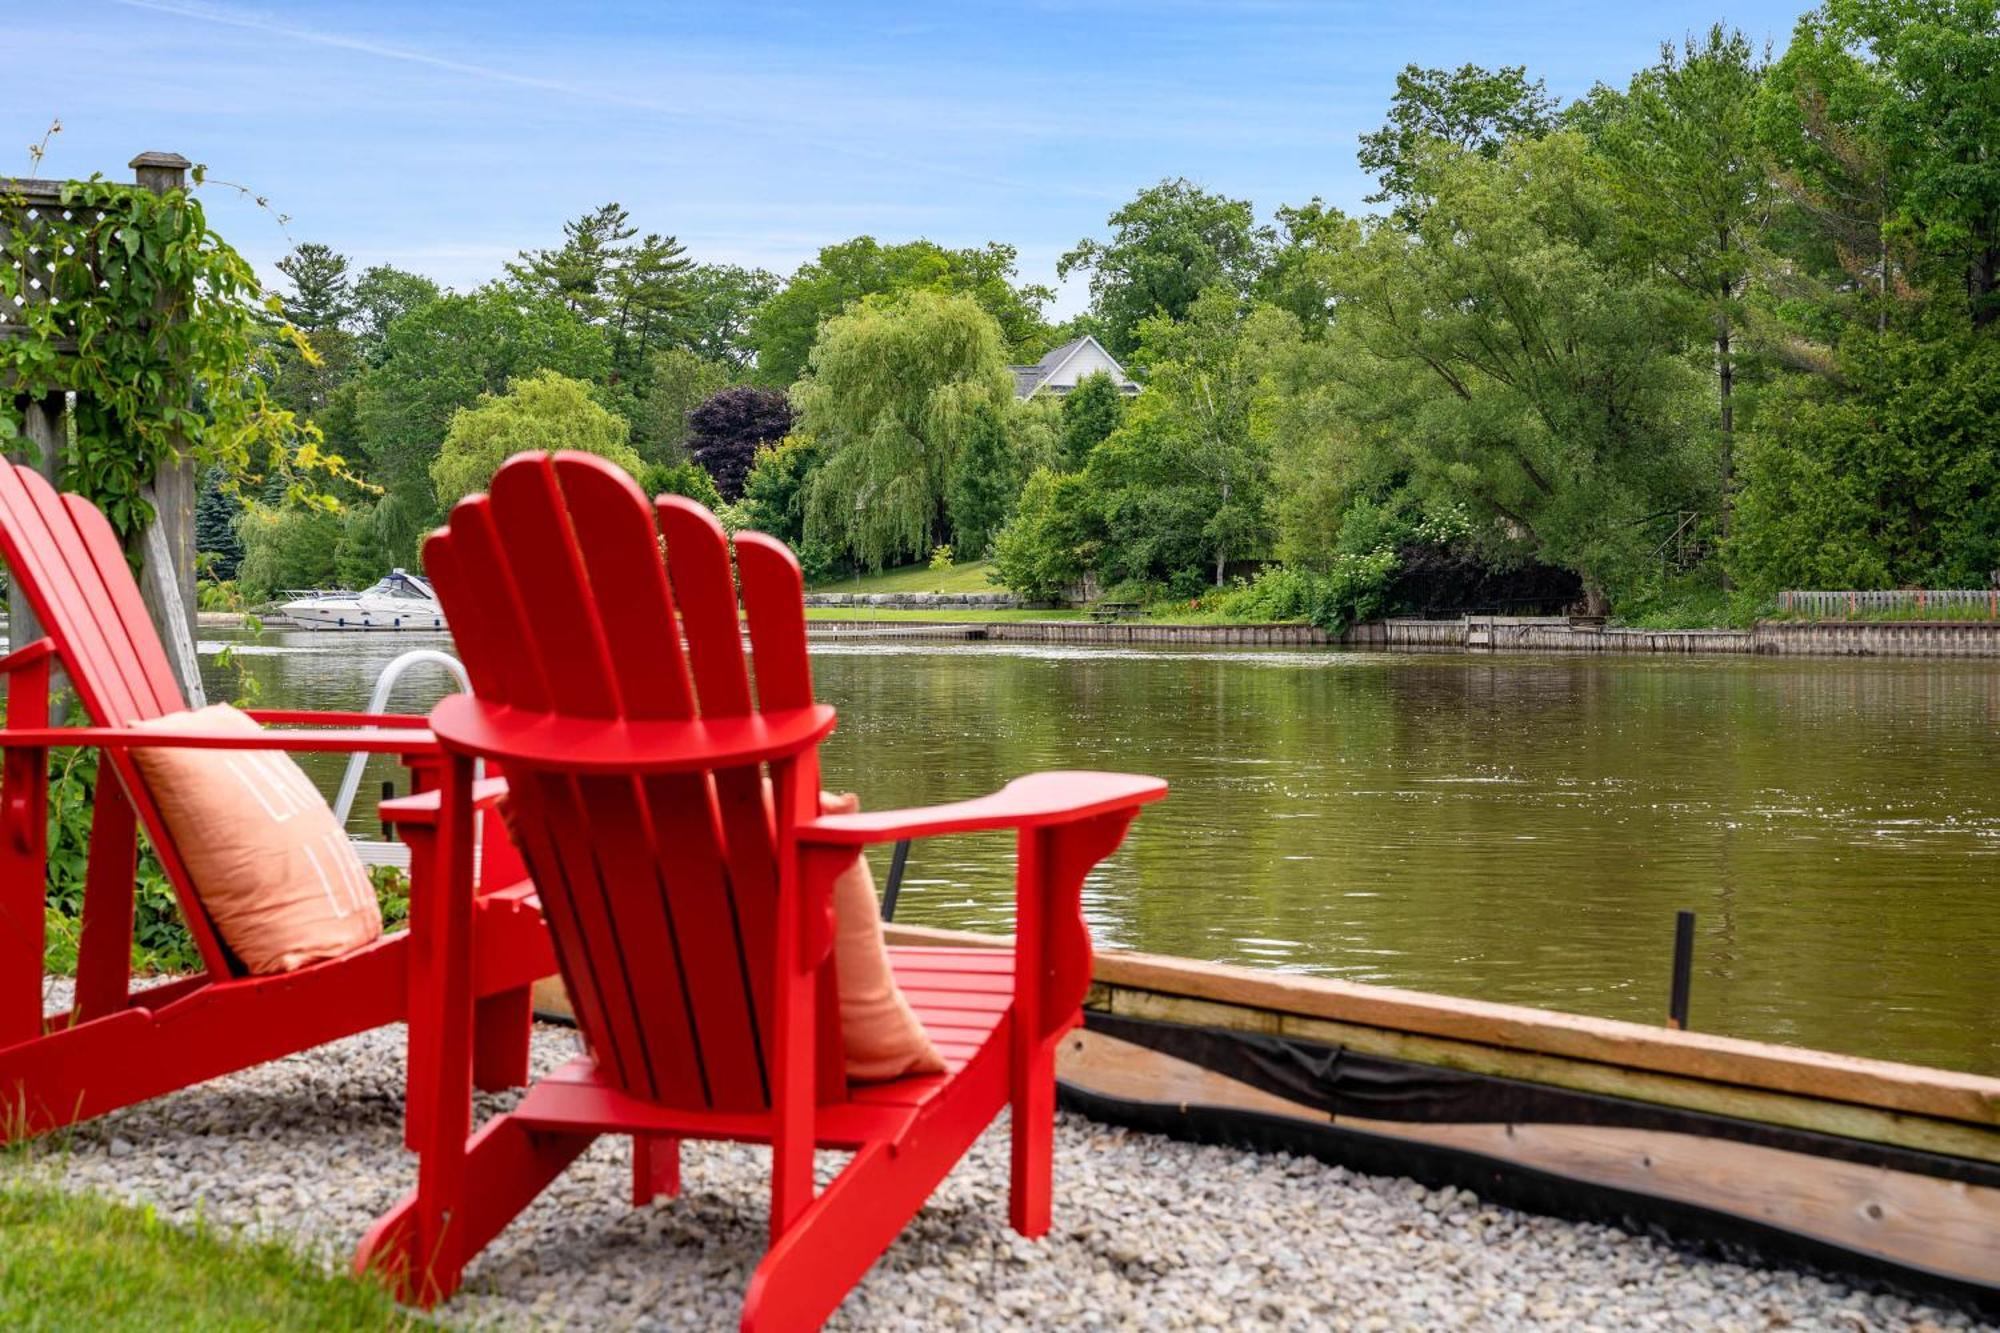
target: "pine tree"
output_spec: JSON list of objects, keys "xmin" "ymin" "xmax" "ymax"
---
[
  {"xmin": 507, "ymin": 203, "xmax": 637, "ymax": 321},
  {"xmin": 610, "ymin": 233, "xmax": 695, "ymax": 375},
  {"xmin": 195, "ymin": 467, "xmax": 245, "ymax": 580},
  {"xmin": 274, "ymin": 243, "xmax": 355, "ymax": 334}
]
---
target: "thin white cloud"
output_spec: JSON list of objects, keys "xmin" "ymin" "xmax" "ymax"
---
[{"xmin": 108, "ymin": 0, "xmax": 1123, "ymax": 201}]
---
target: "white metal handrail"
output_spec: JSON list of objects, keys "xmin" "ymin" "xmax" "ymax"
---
[{"xmin": 331, "ymin": 649, "xmax": 472, "ymax": 826}]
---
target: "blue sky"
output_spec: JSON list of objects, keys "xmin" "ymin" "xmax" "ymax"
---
[{"xmin": 18, "ymin": 1, "xmax": 1809, "ymax": 315}]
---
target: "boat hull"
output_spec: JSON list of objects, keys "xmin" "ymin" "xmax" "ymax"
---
[{"xmin": 279, "ymin": 604, "xmax": 447, "ymax": 632}]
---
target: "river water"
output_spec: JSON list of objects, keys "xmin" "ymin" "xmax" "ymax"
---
[{"xmin": 203, "ymin": 628, "xmax": 2000, "ymax": 1076}]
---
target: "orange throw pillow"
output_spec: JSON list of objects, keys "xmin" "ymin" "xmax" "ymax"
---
[
  {"xmin": 816, "ymin": 791, "xmax": 946, "ymax": 1082},
  {"xmin": 127, "ymin": 704, "xmax": 383, "ymax": 974}
]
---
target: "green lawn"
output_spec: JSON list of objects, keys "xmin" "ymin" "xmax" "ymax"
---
[
  {"xmin": 808, "ymin": 560, "xmax": 1006, "ymax": 596},
  {"xmin": 0, "ymin": 1182, "xmax": 417, "ymax": 1331}
]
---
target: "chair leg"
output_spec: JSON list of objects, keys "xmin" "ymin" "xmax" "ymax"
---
[
  {"xmin": 743, "ymin": 1043, "xmax": 1008, "ymax": 1332},
  {"xmin": 632, "ymin": 1134, "xmax": 681, "ymax": 1206},
  {"xmin": 359, "ymin": 1113, "xmax": 592, "ymax": 1307},
  {"xmin": 472, "ymin": 985, "xmax": 533, "ymax": 1092},
  {"xmin": 1009, "ymin": 1036, "xmax": 1057, "ymax": 1238}
]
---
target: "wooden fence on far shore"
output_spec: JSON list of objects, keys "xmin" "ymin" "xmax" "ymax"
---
[{"xmin": 1781, "ymin": 589, "xmax": 2000, "ymax": 620}]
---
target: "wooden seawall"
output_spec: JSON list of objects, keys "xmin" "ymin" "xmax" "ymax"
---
[
  {"xmin": 881, "ymin": 924, "xmax": 2000, "ymax": 1314},
  {"xmin": 805, "ymin": 615, "xmax": 2000, "ymax": 657}
]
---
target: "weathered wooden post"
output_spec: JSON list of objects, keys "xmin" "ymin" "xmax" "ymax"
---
[{"xmin": 128, "ymin": 151, "xmax": 204, "ymax": 705}]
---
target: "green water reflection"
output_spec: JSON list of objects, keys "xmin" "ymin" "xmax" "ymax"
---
[{"xmin": 204, "ymin": 630, "xmax": 2000, "ymax": 1075}]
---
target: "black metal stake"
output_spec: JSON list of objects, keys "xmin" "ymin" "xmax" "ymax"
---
[
  {"xmin": 1668, "ymin": 909, "xmax": 1695, "ymax": 1030},
  {"xmin": 880, "ymin": 839, "xmax": 912, "ymax": 921},
  {"xmin": 380, "ymin": 779, "xmax": 395, "ymax": 840}
]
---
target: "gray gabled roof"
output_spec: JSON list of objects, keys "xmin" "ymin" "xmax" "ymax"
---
[{"xmin": 1007, "ymin": 334, "xmax": 1138, "ymax": 399}]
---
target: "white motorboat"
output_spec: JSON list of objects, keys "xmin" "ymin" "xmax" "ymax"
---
[{"xmin": 278, "ymin": 569, "xmax": 447, "ymax": 631}]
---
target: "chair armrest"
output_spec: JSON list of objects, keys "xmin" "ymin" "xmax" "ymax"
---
[
  {"xmin": 0, "ymin": 725, "xmax": 439, "ymax": 755},
  {"xmin": 380, "ymin": 776, "xmax": 511, "ymax": 829},
  {"xmin": 0, "ymin": 638, "xmax": 55, "ymax": 677},
  {"xmin": 795, "ymin": 770, "xmax": 1166, "ymax": 848}
]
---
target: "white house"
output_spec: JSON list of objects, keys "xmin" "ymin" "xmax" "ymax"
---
[{"xmin": 1009, "ymin": 335, "xmax": 1140, "ymax": 400}]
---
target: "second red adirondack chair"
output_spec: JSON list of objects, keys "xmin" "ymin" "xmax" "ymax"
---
[
  {"xmin": 358, "ymin": 451, "xmax": 1165, "ymax": 1330},
  {"xmin": 0, "ymin": 461, "xmax": 554, "ymax": 1143}
]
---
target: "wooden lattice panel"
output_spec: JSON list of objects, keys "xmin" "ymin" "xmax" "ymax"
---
[{"xmin": 1, "ymin": 177, "xmax": 95, "ymax": 359}]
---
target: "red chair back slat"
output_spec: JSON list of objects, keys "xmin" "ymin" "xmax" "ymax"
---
[
  {"xmin": 734, "ymin": 529, "xmax": 847, "ymax": 1099},
  {"xmin": 0, "ymin": 463, "xmax": 235, "ymax": 976},
  {"xmin": 655, "ymin": 498, "xmax": 789, "ymax": 1097},
  {"xmin": 0, "ymin": 465, "xmax": 167, "ymax": 723},
  {"xmin": 59, "ymin": 493, "xmax": 184, "ymax": 718},
  {"xmin": 430, "ymin": 453, "xmax": 829, "ymax": 1113}
]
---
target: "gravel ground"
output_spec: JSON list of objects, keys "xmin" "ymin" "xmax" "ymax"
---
[{"xmin": 12, "ymin": 997, "xmax": 1987, "ymax": 1331}]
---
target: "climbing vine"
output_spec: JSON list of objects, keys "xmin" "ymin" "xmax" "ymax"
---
[{"xmin": 0, "ymin": 172, "xmax": 351, "ymax": 534}]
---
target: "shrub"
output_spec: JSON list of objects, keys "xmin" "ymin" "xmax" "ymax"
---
[
  {"xmin": 1205, "ymin": 552, "xmax": 1399, "ymax": 631},
  {"xmin": 642, "ymin": 458, "xmax": 724, "ymax": 511}
]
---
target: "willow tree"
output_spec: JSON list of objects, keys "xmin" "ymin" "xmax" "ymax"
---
[
  {"xmin": 429, "ymin": 369, "xmax": 642, "ymax": 507},
  {"xmin": 798, "ymin": 290, "xmax": 1013, "ymax": 569}
]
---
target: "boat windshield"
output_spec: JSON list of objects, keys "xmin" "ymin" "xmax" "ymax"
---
[{"xmin": 364, "ymin": 575, "xmax": 433, "ymax": 600}]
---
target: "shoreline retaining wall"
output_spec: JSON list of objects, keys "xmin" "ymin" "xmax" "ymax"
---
[{"xmin": 809, "ymin": 615, "xmax": 2000, "ymax": 657}]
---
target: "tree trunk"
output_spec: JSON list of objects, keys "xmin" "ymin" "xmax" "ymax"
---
[
  {"xmin": 1972, "ymin": 243, "xmax": 1998, "ymax": 328},
  {"xmin": 1717, "ymin": 313, "xmax": 1733, "ymax": 536},
  {"xmin": 1213, "ymin": 476, "xmax": 1229, "ymax": 587}
]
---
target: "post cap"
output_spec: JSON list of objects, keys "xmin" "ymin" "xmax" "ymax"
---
[{"xmin": 129, "ymin": 151, "xmax": 193, "ymax": 170}]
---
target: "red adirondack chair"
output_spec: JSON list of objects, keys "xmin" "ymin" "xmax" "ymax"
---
[
  {"xmin": 357, "ymin": 451, "xmax": 1165, "ymax": 1330},
  {"xmin": 0, "ymin": 461, "xmax": 554, "ymax": 1141}
]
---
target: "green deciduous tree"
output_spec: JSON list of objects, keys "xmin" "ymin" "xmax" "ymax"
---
[
  {"xmin": 642, "ymin": 458, "xmax": 724, "ymax": 510},
  {"xmin": 748, "ymin": 237, "xmax": 1051, "ymax": 386},
  {"xmin": 992, "ymin": 467, "xmax": 1105, "ymax": 601},
  {"xmin": 737, "ymin": 434, "xmax": 823, "ymax": 550},
  {"xmin": 1325, "ymin": 135, "xmax": 1708, "ymax": 611},
  {"xmin": 356, "ymin": 285, "xmax": 609, "ymax": 527},
  {"xmin": 945, "ymin": 400, "xmax": 1023, "ymax": 556},
  {"xmin": 234, "ymin": 503, "xmax": 341, "ymax": 602},
  {"xmin": 1057, "ymin": 371, "xmax": 1127, "ymax": 469},
  {"xmin": 1730, "ymin": 330, "xmax": 2000, "ymax": 589},
  {"xmin": 350, "ymin": 265, "xmax": 440, "ymax": 363},
  {"xmin": 334, "ymin": 501, "xmax": 390, "ymax": 587},
  {"xmin": 1357, "ymin": 63, "xmax": 1560, "ymax": 213},
  {"xmin": 1060, "ymin": 179, "xmax": 1265, "ymax": 358},
  {"xmin": 632, "ymin": 347, "xmax": 733, "ymax": 460},
  {"xmin": 1808, "ymin": 0, "xmax": 2000, "ymax": 326},
  {"xmin": 429, "ymin": 369, "xmax": 642, "ymax": 507},
  {"xmin": 1599, "ymin": 25, "xmax": 1768, "ymax": 536},
  {"xmin": 666, "ymin": 263, "xmax": 779, "ymax": 367},
  {"xmin": 1118, "ymin": 289, "xmax": 1293, "ymax": 585},
  {"xmin": 797, "ymin": 291, "xmax": 1013, "ymax": 568},
  {"xmin": 1254, "ymin": 200, "xmax": 1359, "ymax": 336}
]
